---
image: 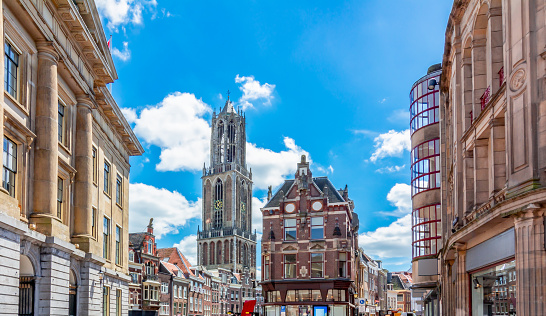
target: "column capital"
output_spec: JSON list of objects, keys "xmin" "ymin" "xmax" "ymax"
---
[
  {"xmin": 76, "ymin": 95, "xmax": 96, "ymax": 110},
  {"xmin": 36, "ymin": 41, "xmax": 59, "ymax": 63},
  {"xmin": 512, "ymin": 203, "xmax": 544, "ymax": 223}
]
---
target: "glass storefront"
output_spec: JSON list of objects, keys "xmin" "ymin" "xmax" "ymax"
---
[
  {"xmin": 264, "ymin": 304, "xmax": 346, "ymax": 316},
  {"xmin": 471, "ymin": 260, "xmax": 516, "ymax": 316}
]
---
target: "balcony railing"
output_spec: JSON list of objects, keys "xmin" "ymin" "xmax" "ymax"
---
[
  {"xmin": 480, "ymin": 86, "xmax": 491, "ymax": 111},
  {"xmin": 203, "ymin": 163, "xmax": 250, "ymax": 178},
  {"xmin": 144, "ymin": 274, "xmax": 159, "ymax": 282},
  {"xmin": 198, "ymin": 227, "xmax": 257, "ymax": 241}
]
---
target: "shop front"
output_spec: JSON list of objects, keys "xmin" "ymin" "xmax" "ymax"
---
[
  {"xmin": 264, "ymin": 304, "xmax": 348, "ymax": 316},
  {"xmin": 466, "ymin": 228, "xmax": 516, "ymax": 316}
]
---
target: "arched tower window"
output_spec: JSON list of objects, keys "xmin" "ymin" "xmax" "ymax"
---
[
  {"xmin": 240, "ymin": 180, "xmax": 248, "ymax": 231},
  {"xmin": 217, "ymin": 121, "xmax": 225, "ymax": 165},
  {"xmin": 214, "ymin": 179, "xmax": 223, "ymax": 229},
  {"xmin": 226, "ymin": 120, "xmax": 236, "ymax": 163}
]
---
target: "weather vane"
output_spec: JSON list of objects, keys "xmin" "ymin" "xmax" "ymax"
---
[{"xmin": 227, "ymin": 90, "xmax": 230, "ymax": 100}]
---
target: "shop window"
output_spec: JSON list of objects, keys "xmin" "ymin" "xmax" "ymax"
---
[
  {"xmin": 326, "ymin": 289, "xmax": 346, "ymax": 302},
  {"xmin": 2, "ymin": 136, "xmax": 17, "ymax": 197},
  {"xmin": 267, "ymin": 291, "xmax": 280, "ymax": 303},
  {"xmin": 284, "ymin": 219, "xmax": 297, "ymax": 241},
  {"xmin": 310, "ymin": 217, "xmax": 324, "ymax": 239},
  {"xmin": 471, "ymin": 260, "xmax": 516, "ymax": 316},
  {"xmin": 284, "ymin": 254, "xmax": 297, "ymax": 279}
]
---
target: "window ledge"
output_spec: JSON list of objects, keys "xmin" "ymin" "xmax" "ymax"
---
[
  {"xmin": 116, "ymin": 202, "xmax": 123, "ymax": 209},
  {"xmin": 4, "ymin": 91, "xmax": 29, "ymax": 116},
  {"xmin": 58, "ymin": 141, "xmax": 71, "ymax": 155},
  {"xmin": 104, "ymin": 191, "xmax": 111, "ymax": 199}
]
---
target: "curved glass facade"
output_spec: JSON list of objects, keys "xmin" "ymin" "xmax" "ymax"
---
[
  {"xmin": 412, "ymin": 204, "xmax": 441, "ymax": 258},
  {"xmin": 411, "ymin": 139, "xmax": 440, "ymax": 196},
  {"xmin": 410, "ymin": 72, "xmax": 441, "ymax": 134}
]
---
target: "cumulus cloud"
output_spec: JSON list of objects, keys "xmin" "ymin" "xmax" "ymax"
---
[
  {"xmin": 252, "ymin": 197, "xmax": 267, "ymax": 233},
  {"xmin": 112, "ymin": 41, "xmax": 131, "ymax": 61},
  {"xmin": 132, "ymin": 92, "xmax": 211, "ymax": 171},
  {"xmin": 359, "ymin": 214, "xmax": 412, "ymax": 259},
  {"xmin": 173, "ymin": 234, "xmax": 198, "ymax": 266},
  {"xmin": 129, "ymin": 183, "xmax": 201, "ymax": 239},
  {"xmin": 375, "ymin": 164, "xmax": 406, "ymax": 174},
  {"xmin": 121, "ymin": 107, "xmax": 137, "ymax": 124},
  {"xmin": 235, "ymin": 75, "xmax": 276, "ymax": 110},
  {"xmin": 247, "ymin": 137, "xmax": 310, "ymax": 190},
  {"xmin": 385, "ymin": 183, "xmax": 412, "ymax": 216},
  {"xmin": 95, "ymin": 0, "xmax": 157, "ymax": 31},
  {"xmin": 370, "ymin": 129, "xmax": 410, "ymax": 162},
  {"xmin": 130, "ymin": 91, "xmax": 312, "ymax": 189}
]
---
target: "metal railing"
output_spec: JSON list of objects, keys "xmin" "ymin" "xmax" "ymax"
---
[
  {"xmin": 198, "ymin": 227, "xmax": 257, "ymax": 241},
  {"xmin": 203, "ymin": 163, "xmax": 250, "ymax": 178}
]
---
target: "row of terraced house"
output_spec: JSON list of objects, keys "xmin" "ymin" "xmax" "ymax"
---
[{"xmin": 127, "ymin": 219, "xmax": 262, "ymax": 316}]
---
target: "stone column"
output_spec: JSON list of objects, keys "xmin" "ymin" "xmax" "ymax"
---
[
  {"xmin": 38, "ymin": 239, "xmax": 71, "ymax": 316},
  {"xmin": 30, "ymin": 42, "xmax": 60, "ymax": 235},
  {"xmin": 72, "ymin": 97, "xmax": 94, "ymax": 251},
  {"xmin": 514, "ymin": 207, "xmax": 546, "ymax": 316}
]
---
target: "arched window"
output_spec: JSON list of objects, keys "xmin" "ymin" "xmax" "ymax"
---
[
  {"xmin": 240, "ymin": 181, "xmax": 248, "ymax": 231},
  {"xmin": 214, "ymin": 179, "xmax": 223, "ymax": 229},
  {"xmin": 218, "ymin": 121, "xmax": 225, "ymax": 164},
  {"xmin": 226, "ymin": 121, "xmax": 236, "ymax": 163},
  {"xmin": 217, "ymin": 241, "xmax": 222, "ymax": 265}
]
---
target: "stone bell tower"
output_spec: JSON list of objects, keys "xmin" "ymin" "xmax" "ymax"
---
[{"xmin": 196, "ymin": 95, "xmax": 257, "ymax": 278}]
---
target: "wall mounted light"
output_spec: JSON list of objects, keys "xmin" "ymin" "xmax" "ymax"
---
[
  {"xmin": 473, "ymin": 278, "xmax": 482, "ymax": 289},
  {"xmin": 428, "ymin": 79, "xmax": 439, "ymax": 91}
]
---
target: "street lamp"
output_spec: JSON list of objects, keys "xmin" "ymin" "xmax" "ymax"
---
[{"xmin": 428, "ymin": 79, "xmax": 439, "ymax": 91}]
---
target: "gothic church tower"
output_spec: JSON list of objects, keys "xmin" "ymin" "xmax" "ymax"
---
[{"xmin": 197, "ymin": 96, "xmax": 257, "ymax": 278}]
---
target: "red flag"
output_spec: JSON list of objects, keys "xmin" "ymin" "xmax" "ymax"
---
[
  {"xmin": 241, "ymin": 300, "xmax": 256, "ymax": 315},
  {"xmin": 107, "ymin": 35, "xmax": 112, "ymax": 50}
]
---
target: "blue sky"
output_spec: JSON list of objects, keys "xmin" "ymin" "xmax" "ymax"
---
[{"xmin": 96, "ymin": 0, "xmax": 452, "ymax": 272}]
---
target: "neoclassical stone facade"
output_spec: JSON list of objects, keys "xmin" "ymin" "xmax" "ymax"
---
[
  {"xmin": 440, "ymin": 0, "xmax": 546, "ymax": 315},
  {"xmin": 0, "ymin": 0, "xmax": 143, "ymax": 315}
]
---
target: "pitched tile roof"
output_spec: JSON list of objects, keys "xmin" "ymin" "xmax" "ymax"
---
[{"xmin": 129, "ymin": 232, "xmax": 146, "ymax": 247}]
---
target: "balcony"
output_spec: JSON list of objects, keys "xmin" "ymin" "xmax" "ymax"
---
[
  {"xmin": 198, "ymin": 227, "xmax": 257, "ymax": 241},
  {"xmin": 480, "ymin": 86, "xmax": 491, "ymax": 111},
  {"xmin": 203, "ymin": 163, "xmax": 250, "ymax": 178},
  {"xmin": 144, "ymin": 274, "xmax": 160, "ymax": 283}
]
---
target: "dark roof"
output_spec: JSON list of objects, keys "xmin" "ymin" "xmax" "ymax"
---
[
  {"xmin": 263, "ymin": 177, "xmax": 345, "ymax": 208},
  {"xmin": 129, "ymin": 233, "xmax": 146, "ymax": 247}
]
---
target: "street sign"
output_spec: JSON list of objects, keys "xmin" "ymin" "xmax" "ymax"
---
[{"xmin": 358, "ymin": 298, "xmax": 366, "ymax": 305}]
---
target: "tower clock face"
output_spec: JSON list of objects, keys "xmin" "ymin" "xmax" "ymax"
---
[{"xmin": 214, "ymin": 200, "xmax": 223, "ymax": 210}]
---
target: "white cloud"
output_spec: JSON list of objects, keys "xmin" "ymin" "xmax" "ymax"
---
[
  {"xmin": 129, "ymin": 183, "xmax": 201, "ymax": 239},
  {"xmin": 173, "ymin": 234, "xmax": 198, "ymax": 266},
  {"xmin": 252, "ymin": 197, "xmax": 267, "ymax": 233},
  {"xmin": 112, "ymin": 42, "xmax": 131, "ymax": 61},
  {"xmin": 359, "ymin": 214, "xmax": 412, "ymax": 259},
  {"xmin": 95, "ymin": 0, "xmax": 157, "ymax": 31},
  {"xmin": 132, "ymin": 92, "xmax": 211, "ymax": 171},
  {"xmin": 247, "ymin": 137, "xmax": 310, "ymax": 190},
  {"xmin": 379, "ymin": 98, "xmax": 388, "ymax": 104},
  {"xmin": 130, "ymin": 91, "xmax": 312, "ymax": 189},
  {"xmin": 385, "ymin": 183, "xmax": 412, "ymax": 216},
  {"xmin": 328, "ymin": 165, "xmax": 334, "ymax": 173},
  {"xmin": 316, "ymin": 165, "xmax": 334, "ymax": 175},
  {"xmin": 121, "ymin": 107, "xmax": 137, "ymax": 124},
  {"xmin": 375, "ymin": 164, "xmax": 406, "ymax": 174},
  {"xmin": 370, "ymin": 129, "xmax": 410, "ymax": 162},
  {"xmin": 235, "ymin": 75, "xmax": 276, "ymax": 110}
]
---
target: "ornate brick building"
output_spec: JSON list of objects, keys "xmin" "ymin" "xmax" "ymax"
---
[
  {"xmin": 197, "ymin": 96, "xmax": 257, "ymax": 278},
  {"xmin": 261, "ymin": 156, "xmax": 359, "ymax": 316},
  {"xmin": 0, "ymin": 0, "xmax": 143, "ymax": 315},
  {"xmin": 440, "ymin": 0, "xmax": 546, "ymax": 314}
]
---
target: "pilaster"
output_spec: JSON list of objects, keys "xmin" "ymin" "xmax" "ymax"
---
[
  {"xmin": 454, "ymin": 243, "xmax": 468, "ymax": 316},
  {"xmin": 513, "ymin": 206, "xmax": 546, "ymax": 316},
  {"xmin": 38, "ymin": 241, "xmax": 71, "ymax": 316},
  {"xmin": 474, "ymin": 138, "xmax": 489, "ymax": 205}
]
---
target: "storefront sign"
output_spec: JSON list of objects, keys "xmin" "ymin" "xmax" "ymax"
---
[
  {"xmin": 314, "ymin": 306, "xmax": 327, "ymax": 316},
  {"xmin": 280, "ymin": 306, "xmax": 286, "ymax": 316},
  {"xmin": 466, "ymin": 228, "xmax": 515, "ymax": 271}
]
